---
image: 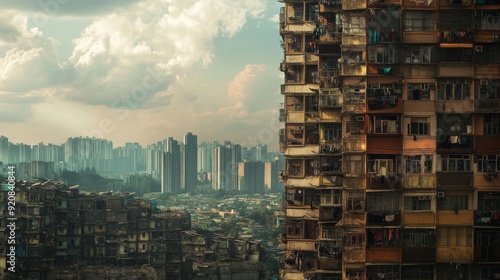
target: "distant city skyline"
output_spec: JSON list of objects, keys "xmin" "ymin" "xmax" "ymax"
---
[
  {"xmin": 0, "ymin": 133, "xmax": 279, "ymax": 151},
  {"xmin": 0, "ymin": 1, "xmax": 283, "ymax": 150}
]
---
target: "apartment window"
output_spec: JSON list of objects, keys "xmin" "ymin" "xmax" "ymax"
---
[
  {"xmin": 367, "ymin": 83, "xmax": 403, "ymax": 98},
  {"xmin": 403, "ymin": 231, "xmax": 435, "ymax": 247},
  {"xmin": 404, "ymin": 195, "xmax": 432, "ymax": 211},
  {"xmin": 441, "ymin": 154, "xmax": 471, "ymax": 172},
  {"xmin": 322, "ymin": 226, "xmax": 342, "ymax": 239},
  {"xmin": 401, "ymin": 265, "xmax": 434, "ymax": 280},
  {"xmin": 484, "ymin": 114, "xmax": 500, "ymax": 135},
  {"xmin": 438, "ymin": 11, "xmax": 474, "ymax": 30},
  {"xmin": 370, "ymin": 115, "xmax": 400, "ymax": 134},
  {"xmin": 407, "ymin": 117, "xmax": 430, "ymax": 135},
  {"xmin": 403, "ymin": 46, "xmax": 435, "ymax": 64},
  {"xmin": 476, "ymin": 80, "xmax": 500, "ymax": 99},
  {"xmin": 368, "ymin": 45, "xmax": 399, "ymax": 64},
  {"xmin": 324, "ymin": 124, "xmax": 342, "ymax": 141},
  {"xmin": 320, "ymin": 94, "xmax": 342, "ymax": 108},
  {"xmin": 477, "ymin": 192, "xmax": 500, "ymax": 211},
  {"xmin": 437, "ymin": 114, "xmax": 472, "ymax": 135},
  {"xmin": 366, "ymin": 194, "xmax": 400, "ymax": 212},
  {"xmin": 475, "ymin": 230, "xmax": 500, "ymax": 246},
  {"xmin": 404, "ymin": 11, "xmax": 434, "ymax": 31},
  {"xmin": 438, "ymin": 48, "xmax": 473, "ymax": 63},
  {"xmin": 344, "ymin": 87, "xmax": 365, "ymax": 104},
  {"xmin": 438, "ymin": 194, "xmax": 469, "ymax": 210},
  {"xmin": 477, "ymin": 45, "xmax": 500, "ymax": 65},
  {"xmin": 437, "ymin": 227, "xmax": 472, "ymax": 246},
  {"xmin": 343, "ymin": 12, "xmax": 365, "ymax": 35},
  {"xmin": 478, "ymin": 155, "xmax": 500, "ymax": 173},
  {"xmin": 407, "ymin": 83, "xmax": 432, "ymax": 100},
  {"xmin": 286, "ymin": 96, "xmax": 303, "ymax": 112},
  {"xmin": 345, "ymin": 234, "xmax": 365, "ymax": 247},
  {"xmin": 321, "ymin": 189, "xmax": 342, "ymax": 205},
  {"xmin": 347, "ymin": 197, "xmax": 365, "ymax": 211},
  {"xmin": 405, "ymin": 155, "xmax": 432, "ymax": 173},
  {"xmin": 367, "ymin": 157, "xmax": 397, "ymax": 173},
  {"xmin": 368, "ymin": 228, "xmax": 402, "ymax": 247},
  {"xmin": 344, "ymin": 154, "xmax": 364, "ymax": 173},
  {"xmin": 287, "ymin": 159, "xmax": 303, "ymax": 177},
  {"xmin": 476, "ymin": 11, "xmax": 500, "ymax": 30},
  {"xmin": 285, "ymin": 65, "xmax": 303, "ymax": 83},
  {"xmin": 286, "ymin": 188, "xmax": 305, "ymax": 205},
  {"xmin": 288, "ymin": 4, "xmax": 303, "ymax": 21},
  {"xmin": 285, "ymin": 35, "xmax": 302, "ymax": 53}
]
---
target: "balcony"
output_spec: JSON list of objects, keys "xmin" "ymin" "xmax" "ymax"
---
[
  {"xmin": 343, "ymin": 138, "xmax": 366, "ymax": 152},
  {"xmin": 367, "ymin": 97, "xmax": 402, "ymax": 113},
  {"xmin": 402, "ymin": 212, "xmax": 436, "ymax": 226},
  {"xmin": 437, "ymin": 173, "xmax": 473, "ymax": 188},
  {"xmin": 281, "ymin": 22, "xmax": 316, "ymax": 34},
  {"xmin": 367, "ymin": 174, "xmax": 402, "ymax": 189},
  {"xmin": 366, "ymin": 247, "xmax": 402, "ymax": 262},
  {"xmin": 402, "ymin": 248, "xmax": 436, "ymax": 262},
  {"xmin": 281, "ymin": 84, "xmax": 318, "ymax": 95},
  {"xmin": 318, "ymin": 157, "xmax": 342, "ymax": 175},
  {"xmin": 436, "ymin": 100, "xmax": 474, "ymax": 113},
  {"xmin": 319, "ymin": 93, "xmax": 343, "ymax": 110},
  {"xmin": 436, "ymin": 134, "xmax": 473, "ymax": 151},
  {"xmin": 366, "ymin": 135, "xmax": 403, "ymax": 154},
  {"xmin": 437, "ymin": 210, "xmax": 474, "ymax": 225},
  {"xmin": 402, "ymin": 174, "xmax": 436, "ymax": 189},
  {"xmin": 318, "ymin": 70, "xmax": 341, "ymax": 89},
  {"xmin": 315, "ymin": 23, "xmax": 342, "ymax": 44},
  {"xmin": 474, "ymin": 211, "xmax": 500, "ymax": 226},
  {"xmin": 436, "ymin": 247, "xmax": 473, "ymax": 263},
  {"xmin": 475, "ymin": 246, "xmax": 500, "ymax": 262},
  {"xmin": 367, "ymin": 211, "xmax": 401, "ymax": 226},
  {"xmin": 403, "ymin": 136, "xmax": 436, "ymax": 154}
]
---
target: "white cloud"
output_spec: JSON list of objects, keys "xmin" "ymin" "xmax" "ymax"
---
[
  {"xmin": 0, "ymin": 0, "xmax": 283, "ymax": 149},
  {"xmin": 225, "ymin": 64, "xmax": 266, "ymax": 113},
  {"xmin": 269, "ymin": 14, "xmax": 280, "ymax": 23}
]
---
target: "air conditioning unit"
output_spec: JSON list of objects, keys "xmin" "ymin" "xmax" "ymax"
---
[
  {"xmin": 475, "ymin": 45, "xmax": 483, "ymax": 53},
  {"xmin": 356, "ymin": 116, "xmax": 365, "ymax": 122},
  {"xmin": 350, "ymin": 127, "xmax": 360, "ymax": 134},
  {"xmin": 480, "ymin": 79, "xmax": 489, "ymax": 86},
  {"xmin": 437, "ymin": 192, "xmax": 445, "ymax": 198}
]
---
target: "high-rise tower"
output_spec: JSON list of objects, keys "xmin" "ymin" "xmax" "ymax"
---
[
  {"xmin": 279, "ymin": 0, "xmax": 500, "ymax": 279},
  {"xmin": 183, "ymin": 132, "xmax": 198, "ymax": 192}
]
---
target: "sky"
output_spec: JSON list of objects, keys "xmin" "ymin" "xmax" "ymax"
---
[{"xmin": 0, "ymin": 0, "xmax": 284, "ymax": 149}]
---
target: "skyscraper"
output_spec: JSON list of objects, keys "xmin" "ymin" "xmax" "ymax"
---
[
  {"xmin": 161, "ymin": 137, "xmax": 181, "ymax": 193},
  {"xmin": 0, "ymin": 136, "xmax": 9, "ymax": 164},
  {"xmin": 183, "ymin": 132, "xmax": 198, "ymax": 192}
]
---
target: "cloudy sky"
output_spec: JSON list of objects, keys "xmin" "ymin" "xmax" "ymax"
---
[{"xmin": 0, "ymin": 0, "xmax": 283, "ymax": 149}]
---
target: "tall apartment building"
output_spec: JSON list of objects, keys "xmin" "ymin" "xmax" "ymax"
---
[
  {"xmin": 182, "ymin": 132, "xmax": 198, "ymax": 192},
  {"xmin": 279, "ymin": 0, "xmax": 500, "ymax": 279}
]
